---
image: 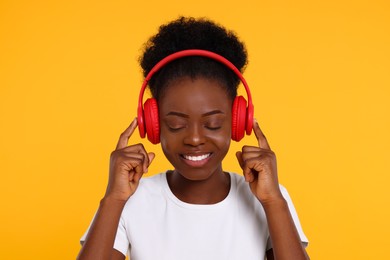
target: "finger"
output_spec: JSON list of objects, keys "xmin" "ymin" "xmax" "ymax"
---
[
  {"xmin": 130, "ymin": 161, "xmax": 144, "ymax": 182},
  {"xmin": 116, "ymin": 118, "xmax": 138, "ymax": 150},
  {"xmin": 121, "ymin": 150, "xmax": 155, "ymax": 174},
  {"xmin": 242, "ymin": 165, "xmax": 255, "ymax": 182},
  {"xmin": 130, "ymin": 162, "xmax": 144, "ymax": 183},
  {"xmin": 132, "ymin": 153, "xmax": 154, "ymax": 183},
  {"xmin": 240, "ymin": 150, "xmax": 263, "ymax": 162},
  {"xmin": 122, "ymin": 144, "xmax": 150, "ymax": 172},
  {"xmin": 147, "ymin": 152, "xmax": 155, "ymax": 168},
  {"xmin": 241, "ymin": 145, "xmax": 264, "ymax": 152},
  {"xmin": 241, "ymin": 148, "xmax": 274, "ymax": 159},
  {"xmin": 235, "ymin": 151, "xmax": 245, "ymax": 169},
  {"xmin": 143, "ymin": 152, "xmax": 155, "ymax": 173},
  {"xmin": 253, "ymin": 118, "xmax": 271, "ymax": 150},
  {"xmin": 141, "ymin": 152, "xmax": 156, "ymax": 174},
  {"xmin": 242, "ymin": 158, "xmax": 265, "ymax": 182},
  {"xmin": 236, "ymin": 151, "xmax": 254, "ymax": 182}
]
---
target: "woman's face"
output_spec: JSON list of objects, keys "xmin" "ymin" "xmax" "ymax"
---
[{"xmin": 159, "ymin": 77, "xmax": 232, "ymax": 181}]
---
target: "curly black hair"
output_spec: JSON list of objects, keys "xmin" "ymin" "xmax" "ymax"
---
[{"xmin": 139, "ymin": 17, "xmax": 248, "ymax": 101}]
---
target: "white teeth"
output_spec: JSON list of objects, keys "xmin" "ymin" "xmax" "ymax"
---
[{"xmin": 183, "ymin": 153, "xmax": 211, "ymax": 161}]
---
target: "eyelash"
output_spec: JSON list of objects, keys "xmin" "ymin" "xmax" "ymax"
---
[
  {"xmin": 205, "ymin": 126, "xmax": 221, "ymax": 131},
  {"xmin": 167, "ymin": 125, "xmax": 221, "ymax": 132},
  {"xmin": 168, "ymin": 127, "xmax": 184, "ymax": 132}
]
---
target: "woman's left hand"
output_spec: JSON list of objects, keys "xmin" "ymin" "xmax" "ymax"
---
[{"xmin": 236, "ymin": 119, "xmax": 283, "ymax": 205}]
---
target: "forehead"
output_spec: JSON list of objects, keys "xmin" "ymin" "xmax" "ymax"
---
[{"xmin": 158, "ymin": 77, "xmax": 232, "ymax": 114}]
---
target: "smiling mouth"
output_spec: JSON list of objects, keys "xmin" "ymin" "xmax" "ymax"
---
[{"xmin": 182, "ymin": 153, "xmax": 211, "ymax": 162}]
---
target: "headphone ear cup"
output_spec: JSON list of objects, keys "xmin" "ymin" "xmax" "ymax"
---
[
  {"xmin": 231, "ymin": 96, "xmax": 247, "ymax": 141},
  {"xmin": 246, "ymin": 102, "xmax": 254, "ymax": 135},
  {"xmin": 137, "ymin": 111, "xmax": 146, "ymax": 139},
  {"xmin": 144, "ymin": 98, "xmax": 160, "ymax": 144}
]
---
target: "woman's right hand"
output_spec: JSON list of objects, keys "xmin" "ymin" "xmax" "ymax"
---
[{"xmin": 105, "ymin": 118, "xmax": 155, "ymax": 202}]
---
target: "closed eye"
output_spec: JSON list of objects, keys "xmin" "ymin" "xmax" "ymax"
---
[
  {"xmin": 168, "ymin": 126, "xmax": 185, "ymax": 132},
  {"xmin": 205, "ymin": 125, "xmax": 222, "ymax": 131}
]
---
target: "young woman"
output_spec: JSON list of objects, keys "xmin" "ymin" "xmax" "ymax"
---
[{"xmin": 78, "ymin": 17, "xmax": 309, "ymax": 260}]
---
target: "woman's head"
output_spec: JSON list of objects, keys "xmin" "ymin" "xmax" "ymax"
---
[
  {"xmin": 139, "ymin": 17, "xmax": 248, "ymax": 101},
  {"xmin": 138, "ymin": 17, "xmax": 249, "ymax": 178}
]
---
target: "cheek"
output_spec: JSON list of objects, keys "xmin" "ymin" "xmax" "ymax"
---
[
  {"xmin": 159, "ymin": 128, "xmax": 177, "ymax": 157},
  {"xmin": 208, "ymin": 120, "xmax": 232, "ymax": 152},
  {"xmin": 160, "ymin": 140, "xmax": 175, "ymax": 166},
  {"xmin": 214, "ymin": 130, "xmax": 232, "ymax": 152}
]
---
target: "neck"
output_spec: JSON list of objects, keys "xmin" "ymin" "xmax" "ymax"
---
[{"xmin": 167, "ymin": 169, "xmax": 230, "ymax": 204}]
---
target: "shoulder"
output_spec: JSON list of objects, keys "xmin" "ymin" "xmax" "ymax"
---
[
  {"xmin": 229, "ymin": 172, "xmax": 292, "ymax": 199},
  {"xmin": 138, "ymin": 172, "xmax": 165, "ymax": 191},
  {"xmin": 118, "ymin": 172, "xmax": 170, "ymax": 226},
  {"xmin": 229, "ymin": 172, "xmax": 259, "ymax": 205},
  {"xmin": 228, "ymin": 172, "xmax": 295, "ymax": 208},
  {"xmin": 229, "ymin": 171, "xmax": 246, "ymax": 185},
  {"xmin": 122, "ymin": 172, "xmax": 166, "ymax": 209}
]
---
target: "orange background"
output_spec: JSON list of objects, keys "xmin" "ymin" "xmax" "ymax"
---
[{"xmin": 1, "ymin": 0, "xmax": 389, "ymax": 259}]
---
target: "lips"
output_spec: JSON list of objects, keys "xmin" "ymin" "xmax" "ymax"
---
[
  {"xmin": 180, "ymin": 153, "xmax": 212, "ymax": 167},
  {"xmin": 182, "ymin": 153, "xmax": 211, "ymax": 161}
]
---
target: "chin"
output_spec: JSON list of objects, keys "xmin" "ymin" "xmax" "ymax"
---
[{"xmin": 173, "ymin": 164, "xmax": 223, "ymax": 182}]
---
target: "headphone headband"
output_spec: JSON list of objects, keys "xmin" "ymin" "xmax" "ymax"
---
[{"xmin": 137, "ymin": 49, "xmax": 254, "ymax": 142}]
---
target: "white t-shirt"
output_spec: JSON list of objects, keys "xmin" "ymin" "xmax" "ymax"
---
[{"xmin": 81, "ymin": 172, "xmax": 308, "ymax": 259}]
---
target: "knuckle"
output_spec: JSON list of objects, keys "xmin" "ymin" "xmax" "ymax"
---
[
  {"xmin": 127, "ymin": 143, "xmax": 146, "ymax": 152},
  {"xmin": 119, "ymin": 132, "xmax": 127, "ymax": 140},
  {"xmin": 139, "ymin": 153, "xmax": 146, "ymax": 161},
  {"xmin": 110, "ymin": 150, "xmax": 119, "ymax": 159},
  {"xmin": 244, "ymin": 157, "xmax": 256, "ymax": 164},
  {"xmin": 242, "ymin": 145, "xmax": 251, "ymax": 150},
  {"xmin": 136, "ymin": 143, "xmax": 146, "ymax": 151},
  {"xmin": 133, "ymin": 158, "xmax": 143, "ymax": 165}
]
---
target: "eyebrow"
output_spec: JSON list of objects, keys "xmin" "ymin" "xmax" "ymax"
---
[{"xmin": 166, "ymin": 110, "xmax": 224, "ymax": 118}]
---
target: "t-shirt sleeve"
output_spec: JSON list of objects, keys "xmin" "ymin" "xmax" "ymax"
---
[
  {"xmin": 79, "ymin": 212, "xmax": 130, "ymax": 257},
  {"xmin": 266, "ymin": 185, "xmax": 309, "ymax": 250},
  {"xmin": 113, "ymin": 216, "xmax": 130, "ymax": 256}
]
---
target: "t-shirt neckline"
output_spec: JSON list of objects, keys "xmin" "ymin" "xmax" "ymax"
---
[{"xmin": 161, "ymin": 171, "xmax": 236, "ymax": 210}]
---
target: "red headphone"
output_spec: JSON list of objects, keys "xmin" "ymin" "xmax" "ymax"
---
[{"xmin": 137, "ymin": 49, "xmax": 254, "ymax": 144}]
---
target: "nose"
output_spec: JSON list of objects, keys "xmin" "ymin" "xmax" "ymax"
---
[{"xmin": 183, "ymin": 124, "xmax": 206, "ymax": 146}]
